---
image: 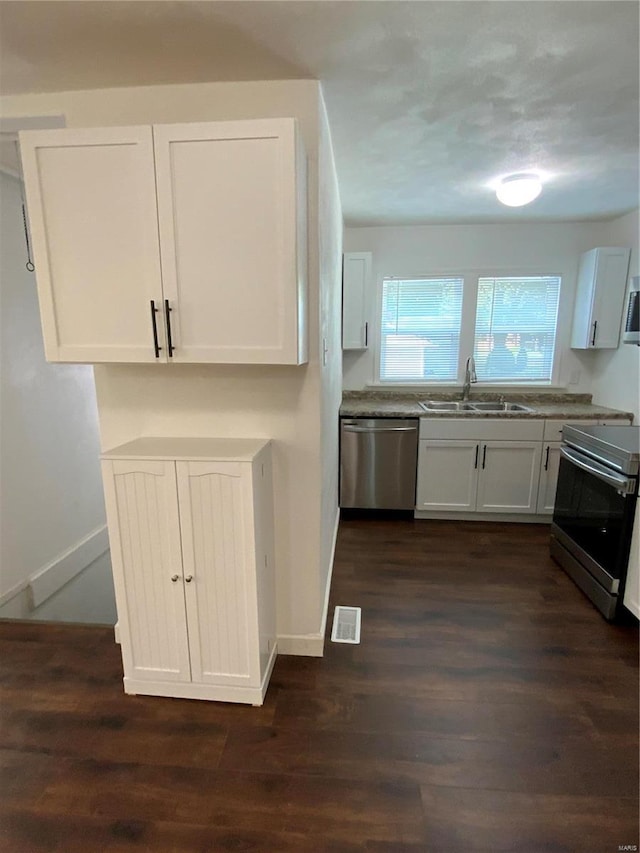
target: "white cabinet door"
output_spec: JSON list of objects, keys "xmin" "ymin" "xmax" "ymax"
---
[
  {"xmin": 102, "ymin": 459, "xmax": 191, "ymax": 683},
  {"xmin": 20, "ymin": 126, "xmax": 166, "ymax": 363},
  {"xmin": 342, "ymin": 252, "xmax": 371, "ymax": 350},
  {"xmin": 416, "ymin": 440, "xmax": 479, "ymax": 511},
  {"xmin": 477, "ymin": 441, "xmax": 542, "ymax": 514},
  {"xmin": 571, "ymin": 247, "xmax": 631, "ymax": 349},
  {"xmin": 537, "ymin": 442, "xmax": 562, "ymax": 514},
  {"xmin": 176, "ymin": 460, "xmax": 259, "ymax": 688},
  {"xmin": 153, "ymin": 120, "xmax": 307, "ymax": 365}
]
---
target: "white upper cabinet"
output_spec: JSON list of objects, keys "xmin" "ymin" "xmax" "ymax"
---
[
  {"xmin": 19, "ymin": 119, "xmax": 308, "ymax": 365},
  {"xmin": 153, "ymin": 120, "xmax": 307, "ymax": 364},
  {"xmin": 342, "ymin": 252, "xmax": 372, "ymax": 350},
  {"xmin": 19, "ymin": 126, "xmax": 165, "ymax": 363},
  {"xmin": 571, "ymin": 247, "xmax": 631, "ymax": 349}
]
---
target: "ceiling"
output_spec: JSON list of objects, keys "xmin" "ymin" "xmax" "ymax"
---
[{"xmin": 1, "ymin": 1, "xmax": 638, "ymax": 226}]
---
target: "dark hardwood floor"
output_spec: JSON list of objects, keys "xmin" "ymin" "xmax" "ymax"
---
[{"xmin": 1, "ymin": 519, "xmax": 638, "ymax": 852}]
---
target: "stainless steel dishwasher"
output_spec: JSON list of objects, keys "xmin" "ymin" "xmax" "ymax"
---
[{"xmin": 340, "ymin": 418, "xmax": 419, "ymax": 509}]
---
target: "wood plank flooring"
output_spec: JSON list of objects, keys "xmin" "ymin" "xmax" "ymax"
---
[{"xmin": 0, "ymin": 519, "xmax": 638, "ymax": 852}]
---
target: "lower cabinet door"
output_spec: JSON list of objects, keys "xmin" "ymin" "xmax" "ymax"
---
[
  {"xmin": 477, "ymin": 441, "xmax": 542, "ymax": 513},
  {"xmin": 537, "ymin": 442, "xmax": 562, "ymax": 514},
  {"xmin": 102, "ymin": 459, "xmax": 191, "ymax": 683},
  {"xmin": 176, "ymin": 460, "xmax": 258, "ymax": 688},
  {"xmin": 416, "ymin": 440, "xmax": 479, "ymax": 511}
]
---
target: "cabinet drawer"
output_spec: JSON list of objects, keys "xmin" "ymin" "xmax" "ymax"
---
[
  {"xmin": 420, "ymin": 418, "xmax": 544, "ymax": 441},
  {"xmin": 542, "ymin": 419, "xmax": 596, "ymax": 442}
]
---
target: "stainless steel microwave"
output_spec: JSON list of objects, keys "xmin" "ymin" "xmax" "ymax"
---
[{"xmin": 623, "ymin": 278, "xmax": 639, "ymax": 344}]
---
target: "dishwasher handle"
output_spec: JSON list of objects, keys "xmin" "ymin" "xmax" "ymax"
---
[{"xmin": 343, "ymin": 425, "xmax": 418, "ymax": 433}]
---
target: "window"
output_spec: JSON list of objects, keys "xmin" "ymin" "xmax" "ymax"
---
[
  {"xmin": 473, "ymin": 276, "xmax": 561, "ymax": 382},
  {"xmin": 380, "ymin": 277, "xmax": 464, "ymax": 382},
  {"xmin": 377, "ymin": 272, "xmax": 562, "ymax": 385}
]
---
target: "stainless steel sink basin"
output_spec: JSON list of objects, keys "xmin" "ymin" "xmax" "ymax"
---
[
  {"xmin": 419, "ymin": 400, "xmax": 534, "ymax": 413},
  {"xmin": 470, "ymin": 402, "xmax": 533, "ymax": 412},
  {"xmin": 419, "ymin": 401, "xmax": 476, "ymax": 412}
]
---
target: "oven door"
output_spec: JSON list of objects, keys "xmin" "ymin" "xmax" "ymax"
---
[{"xmin": 552, "ymin": 445, "xmax": 637, "ymax": 592}]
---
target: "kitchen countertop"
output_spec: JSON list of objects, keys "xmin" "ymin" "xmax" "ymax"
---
[{"xmin": 340, "ymin": 391, "xmax": 634, "ymax": 421}]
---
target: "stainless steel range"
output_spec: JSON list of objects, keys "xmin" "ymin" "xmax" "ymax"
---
[{"xmin": 550, "ymin": 424, "xmax": 639, "ymax": 620}]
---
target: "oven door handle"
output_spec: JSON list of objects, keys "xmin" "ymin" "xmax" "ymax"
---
[{"xmin": 560, "ymin": 446, "xmax": 636, "ymax": 495}]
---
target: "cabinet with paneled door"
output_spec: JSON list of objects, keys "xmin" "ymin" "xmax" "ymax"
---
[
  {"xmin": 101, "ymin": 437, "xmax": 276, "ymax": 706},
  {"xmin": 571, "ymin": 247, "xmax": 631, "ymax": 349},
  {"xmin": 19, "ymin": 119, "xmax": 308, "ymax": 365},
  {"xmin": 342, "ymin": 252, "xmax": 372, "ymax": 350},
  {"xmin": 417, "ymin": 420, "xmax": 544, "ymax": 515}
]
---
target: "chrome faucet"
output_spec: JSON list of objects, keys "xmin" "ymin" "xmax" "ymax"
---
[{"xmin": 461, "ymin": 356, "xmax": 478, "ymax": 400}]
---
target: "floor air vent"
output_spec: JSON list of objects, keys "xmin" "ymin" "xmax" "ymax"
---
[{"xmin": 331, "ymin": 606, "xmax": 361, "ymax": 644}]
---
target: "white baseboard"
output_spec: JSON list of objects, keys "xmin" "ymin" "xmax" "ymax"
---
[
  {"xmin": 114, "ymin": 622, "xmax": 121, "ymax": 644},
  {"xmin": 320, "ymin": 505, "xmax": 340, "ymax": 638},
  {"xmin": 28, "ymin": 525, "xmax": 110, "ymax": 608},
  {"xmin": 276, "ymin": 633, "xmax": 325, "ymax": 657},
  {"xmin": 0, "ymin": 577, "xmax": 30, "ymax": 609},
  {"xmin": 277, "ymin": 505, "xmax": 340, "ymax": 658},
  {"xmin": 414, "ymin": 510, "xmax": 552, "ymax": 523}
]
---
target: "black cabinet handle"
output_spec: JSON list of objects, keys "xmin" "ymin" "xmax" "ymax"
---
[
  {"xmin": 164, "ymin": 299, "xmax": 175, "ymax": 357},
  {"xmin": 364, "ymin": 321, "xmax": 368, "ymax": 347},
  {"xmin": 482, "ymin": 445, "xmax": 487, "ymax": 469},
  {"xmin": 474, "ymin": 444, "xmax": 479, "ymax": 469},
  {"xmin": 150, "ymin": 300, "xmax": 161, "ymax": 358},
  {"xmin": 544, "ymin": 445, "xmax": 550, "ymax": 471},
  {"xmin": 591, "ymin": 320, "xmax": 598, "ymax": 347}
]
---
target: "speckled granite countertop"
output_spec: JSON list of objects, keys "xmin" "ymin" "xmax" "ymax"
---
[{"xmin": 340, "ymin": 391, "xmax": 634, "ymax": 421}]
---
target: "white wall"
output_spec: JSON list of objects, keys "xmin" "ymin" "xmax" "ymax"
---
[
  {"xmin": 589, "ymin": 209, "xmax": 640, "ymax": 420},
  {"xmin": 0, "ymin": 171, "xmax": 107, "ymax": 604},
  {"xmin": 588, "ymin": 209, "xmax": 640, "ymax": 619},
  {"xmin": 343, "ymin": 221, "xmax": 604, "ymax": 391},
  {"xmin": 317, "ymin": 90, "xmax": 343, "ymax": 619},
  {"xmin": 0, "ymin": 79, "xmax": 341, "ymax": 649}
]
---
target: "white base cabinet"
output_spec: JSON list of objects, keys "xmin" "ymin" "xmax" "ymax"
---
[
  {"xmin": 416, "ymin": 440, "xmax": 479, "ymax": 511},
  {"xmin": 476, "ymin": 441, "xmax": 541, "ymax": 513},
  {"xmin": 417, "ymin": 417, "xmax": 633, "ymax": 520},
  {"xmin": 417, "ymin": 434, "xmax": 541, "ymax": 515},
  {"xmin": 537, "ymin": 442, "xmax": 562, "ymax": 514},
  {"xmin": 102, "ymin": 437, "xmax": 276, "ymax": 706}
]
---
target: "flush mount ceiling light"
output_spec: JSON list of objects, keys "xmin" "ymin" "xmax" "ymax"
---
[{"xmin": 496, "ymin": 173, "xmax": 543, "ymax": 207}]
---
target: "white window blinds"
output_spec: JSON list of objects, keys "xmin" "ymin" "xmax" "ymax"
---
[
  {"xmin": 380, "ymin": 278, "xmax": 463, "ymax": 382},
  {"xmin": 473, "ymin": 276, "xmax": 561, "ymax": 382}
]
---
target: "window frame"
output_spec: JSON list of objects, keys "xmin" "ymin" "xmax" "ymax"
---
[{"xmin": 374, "ymin": 268, "xmax": 563, "ymax": 388}]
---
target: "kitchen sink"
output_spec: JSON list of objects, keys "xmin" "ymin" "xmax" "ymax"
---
[
  {"xmin": 420, "ymin": 400, "xmax": 534, "ymax": 413},
  {"xmin": 470, "ymin": 402, "xmax": 533, "ymax": 412},
  {"xmin": 419, "ymin": 401, "xmax": 476, "ymax": 412}
]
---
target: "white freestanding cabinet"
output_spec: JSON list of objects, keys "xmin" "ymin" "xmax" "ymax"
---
[
  {"xmin": 20, "ymin": 119, "xmax": 308, "ymax": 365},
  {"xmin": 571, "ymin": 247, "xmax": 631, "ymax": 349},
  {"xmin": 102, "ymin": 438, "xmax": 277, "ymax": 705},
  {"xmin": 342, "ymin": 252, "xmax": 372, "ymax": 350}
]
